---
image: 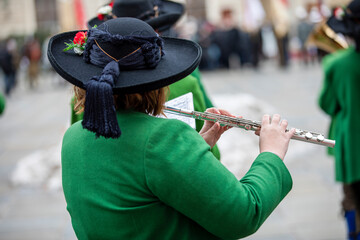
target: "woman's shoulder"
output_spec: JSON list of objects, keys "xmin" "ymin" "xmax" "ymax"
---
[
  {"xmin": 63, "ymin": 120, "xmax": 84, "ymax": 140},
  {"xmin": 148, "ymin": 113, "xmax": 197, "ymax": 133},
  {"xmin": 136, "ymin": 113, "xmax": 201, "ymax": 144}
]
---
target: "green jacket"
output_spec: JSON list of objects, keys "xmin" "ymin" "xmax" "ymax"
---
[
  {"xmin": 0, "ymin": 93, "xmax": 5, "ymax": 115},
  {"xmin": 62, "ymin": 110, "xmax": 293, "ymax": 240},
  {"xmin": 319, "ymin": 47, "xmax": 360, "ymax": 183},
  {"xmin": 71, "ymin": 73, "xmax": 221, "ymax": 160}
]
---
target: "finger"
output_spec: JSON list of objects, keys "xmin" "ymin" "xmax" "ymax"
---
[
  {"xmin": 218, "ymin": 109, "xmax": 236, "ymax": 118},
  {"xmin": 204, "ymin": 119, "xmax": 214, "ymax": 128},
  {"xmin": 219, "ymin": 124, "xmax": 230, "ymax": 132},
  {"xmin": 220, "ymin": 122, "xmax": 231, "ymax": 133},
  {"xmin": 262, "ymin": 114, "xmax": 271, "ymax": 126},
  {"xmin": 225, "ymin": 125, "xmax": 232, "ymax": 131},
  {"xmin": 215, "ymin": 122, "xmax": 225, "ymax": 139},
  {"xmin": 280, "ymin": 119, "xmax": 288, "ymax": 130},
  {"xmin": 287, "ymin": 127, "xmax": 296, "ymax": 138},
  {"xmin": 208, "ymin": 122, "xmax": 221, "ymax": 136},
  {"xmin": 199, "ymin": 119, "xmax": 214, "ymax": 134},
  {"xmin": 271, "ymin": 114, "xmax": 281, "ymax": 125},
  {"xmin": 206, "ymin": 108, "xmax": 221, "ymax": 115}
]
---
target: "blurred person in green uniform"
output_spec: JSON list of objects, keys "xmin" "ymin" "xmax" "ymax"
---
[
  {"xmin": 48, "ymin": 17, "xmax": 295, "ymax": 240},
  {"xmin": 319, "ymin": 1, "xmax": 360, "ymax": 239},
  {"xmin": 0, "ymin": 92, "xmax": 5, "ymax": 115}
]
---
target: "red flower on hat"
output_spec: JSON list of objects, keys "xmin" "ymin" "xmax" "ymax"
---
[
  {"xmin": 63, "ymin": 29, "xmax": 92, "ymax": 55},
  {"xmin": 73, "ymin": 31, "xmax": 87, "ymax": 45},
  {"xmin": 334, "ymin": 7, "xmax": 345, "ymax": 20},
  {"xmin": 97, "ymin": 13, "xmax": 104, "ymax": 20},
  {"xmin": 97, "ymin": 2, "xmax": 113, "ymax": 20}
]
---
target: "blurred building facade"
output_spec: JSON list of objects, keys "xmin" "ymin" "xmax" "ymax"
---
[
  {"xmin": 0, "ymin": 0, "xmax": 107, "ymax": 39},
  {"xmin": 0, "ymin": 0, "xmax": 352, "ymax": 40},
  {"xmin": 204, "ymin": 0, "xmax": 351, "ymax": 27}
]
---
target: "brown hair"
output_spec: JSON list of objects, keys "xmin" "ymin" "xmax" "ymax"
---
[{"xmin": 73, "ymin": 86, "xmax": 168, "ymax": 116}]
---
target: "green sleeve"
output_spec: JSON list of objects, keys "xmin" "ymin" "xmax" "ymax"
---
[
  {"xmin": 0, "ymin": 93, "xmax": 5, "ymax": 115},
  {"xmin": 318, "ymin": 55, "xmax": 339, "ymax": 116},
  {"xmin": 145, "ymin": 121, "xmax": 292, "ymax": 239},
  {"xmin": 327, "ymin": 117, "xmax": 336, "ymax": 156},
  {"xmin": 190, "ymin": 68, "xmax": 214, "ymax": 108},
  {"xmin": 318, "ymin": 54, "xmax": 340, "ymax": 156},
  {"xmin": 210, "ymin": 144, "xmax": 220, "ymax": 160}
]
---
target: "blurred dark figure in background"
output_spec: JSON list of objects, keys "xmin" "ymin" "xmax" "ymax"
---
[
  {"xmin": 198, "ymin": 20, "xmax": 221, "ymax": 70},
  {"xmin": 261, "ymin": 0, "xmax": 291, "ymax": 68},
  {"xmin": 248, "ymin": 31, "xmax": 263, "ymax": 68},
  {"xmin": 318, "ymin": 1, "xmax": 360, "ymax": 239},
  {"xmin": 235, "ymin": 30, "xmax": 252, "ymax": 67},
  {"xmin": 0, "ymin": 38, "xmax": 17, "ymax": 96},
  {"xmin": 23, "ymin": 37, "xmax": 42, "ymax": 89},
  {"xmin": 239, "ymin": 0, "xmax": 265, "ymax": 69},
  {"xmin": 212, "ymin": 9, "xmax": 239, "ymax": 69}
]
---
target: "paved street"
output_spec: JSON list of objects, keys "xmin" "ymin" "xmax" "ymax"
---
[
  {"xmin": 0, "ymin": 60, "xmax": 346, "ymax": 240},
  {"xmin": 204, "ymin": 61, "xmax": 345, "ymax": 240}
]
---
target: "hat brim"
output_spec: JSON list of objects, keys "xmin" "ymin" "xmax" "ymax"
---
[
  {"xmin": 88, "ymin": 12, "xmax": 182, "ymax": 32},
  {"xmin": 47, "ymin": 31, "xmax": 201, "ymax": 94},
  {"xmin": 161, "ymin": 0, "xmax": 185, "ymax": 17},
  {"xmin": 147, "ymin": 0, "xmax": 184, "ymax": 31},
  {"xmin": 88, "ymin": 0, "xmax": 184, "ymax": 31}
]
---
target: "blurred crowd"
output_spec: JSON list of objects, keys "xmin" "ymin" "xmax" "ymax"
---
[
  {"xmin": 173, "ymin": 1, "xmax": 335, "ymax": 71},
  {"xmin": 0, "ymin": 0, "xmax": 341, "ymax": 96},
  {"xmin": 0, "ymin": 35, "xmax": 54, "ymax": 97}
]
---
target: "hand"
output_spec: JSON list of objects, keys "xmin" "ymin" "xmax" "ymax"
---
[
  {"xmin": 256, "ymin": 114, "xmax": 296, "ymax": 161},
  {"xmin": 199, "ymin": 108, "xmax": 235, "ymax": 148}
]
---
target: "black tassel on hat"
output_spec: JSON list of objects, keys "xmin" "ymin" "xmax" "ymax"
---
[
  {"xmin": 80, "ymin": 25, "xmax": 164, "ymax": 139},
  {"xmin": 82, "ymin": 61, "xmax": 121, "ymax": 138}
]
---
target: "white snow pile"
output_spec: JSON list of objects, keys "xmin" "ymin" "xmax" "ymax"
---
[
  {"xmin": 212, "ymin": 93, "xmax": 277, "ymax": 179},
  {"xmin": 10, "ymin": 143, "xmax": 62, "ymax": 191}
]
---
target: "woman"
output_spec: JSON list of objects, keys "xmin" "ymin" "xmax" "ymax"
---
[
  {"xmin": 73, "ymin": 0, "xmax": 222, "ymax": 160},
  {"xmin": 48, "ymin": 17, "xmax": 295, "ymax": 239}
]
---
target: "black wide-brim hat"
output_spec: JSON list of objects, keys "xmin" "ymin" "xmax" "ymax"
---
[
  {"xmin": 87, "ymin": 0, "xmax": 184, "ymax": 32},
  {"xmin": 327, "ymin": 0, "xmax": 360, "ymax": 36},
  {"xmin": 47, "ymin": 18, "xmax": 201, "ymax": 94}
]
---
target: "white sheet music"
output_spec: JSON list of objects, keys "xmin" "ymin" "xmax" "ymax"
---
[{"xmin": 160, "ymin": 92, "xmax": 196, "ymax": 129}]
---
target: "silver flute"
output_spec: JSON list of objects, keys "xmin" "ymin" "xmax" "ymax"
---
[{"xmin": 164, "ymin": 106, "xmax": 335, "ymax": 148}]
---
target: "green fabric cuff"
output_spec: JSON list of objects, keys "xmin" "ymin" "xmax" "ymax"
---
[{"xmin": 254, "ymin": 151, "xmax": 293, "ymax": 195}]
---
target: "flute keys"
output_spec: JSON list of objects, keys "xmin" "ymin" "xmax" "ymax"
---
[
  {"xmin": 295, "ymin": 129, "xmax": 303, "ymax": 135},
  {"xmin": 305, "ymin": 132, "xmax": 313, "ymax": 140},
  {"xmin": 317, "ymin": 135, "xmax": 325, "ymax": 142}
]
